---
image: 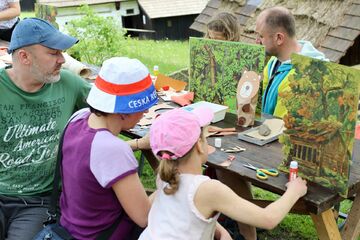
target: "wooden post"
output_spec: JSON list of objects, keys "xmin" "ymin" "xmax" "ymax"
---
[
  {"xmin": 341, "ymin": 192, "xmax": 360, "ymax": 240},
  {"xmin": 141, "ymin": 149, "xmax": 159, "ymax": 171},
  {"xmin": 310, "ymin": 209, "xmax": 342, "ymax": 240}
]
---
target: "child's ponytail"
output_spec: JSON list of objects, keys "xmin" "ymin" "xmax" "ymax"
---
[{"xmin": 157, "ymin": 153, "xmax": 180, "ymax": 195}]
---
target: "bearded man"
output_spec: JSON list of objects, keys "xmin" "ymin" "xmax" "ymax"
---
[{"xmin": 0, "ymin": 18, "xmax": 91, "ymax": 240}]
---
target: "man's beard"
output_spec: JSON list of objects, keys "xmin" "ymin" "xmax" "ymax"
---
[{"xmin": 30, "ymin": 62, "xmax": 61, "ymax": 84}]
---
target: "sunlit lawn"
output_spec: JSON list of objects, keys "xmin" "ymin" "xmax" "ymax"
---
[{"xmin": 20, "ymin": 11, "xmax": 35, "ymax": 19}]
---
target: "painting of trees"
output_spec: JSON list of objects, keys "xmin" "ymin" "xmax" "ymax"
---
[
  {"xmin": 189, "ymin": 37, "xmax": 265, "ymax": 113},
  {"xmin": 279, "ymin": 54, "xmax": 360, "ymax": 196}
]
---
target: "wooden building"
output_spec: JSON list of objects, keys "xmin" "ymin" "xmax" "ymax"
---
[
  {"xmin": 190, "ymin": 0, "xmax": 360, "ymax": 66},
  {"xmin": 21, "ymin": 0, "xmax": 36, "ymax": 11},
  {"xmin": 36, "ymin": 0, "xmax": 140, "ymax": 32},
  {"xmin": 136, "ymin": 0, "xmax": 208, "ymax": 40},
  {"xmin": 36, "ymin": 0, "xmax": 208, "ymax": 40}
]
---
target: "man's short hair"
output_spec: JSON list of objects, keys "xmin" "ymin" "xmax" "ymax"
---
[{"xmin": 264, "ymin": 7, "xmax": 296, "ymax": 37}]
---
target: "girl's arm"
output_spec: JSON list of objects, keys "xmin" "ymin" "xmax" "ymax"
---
[
  {"xmin": 214, "ymin": 222, "xmax": 232, "ymax": 240},
  {"xmin": 127, "ymin": 133, "xmax": 150, "ymax": 150},
  {"xmin": 112, "ymin": 173, "xmax": 151, "ymax": 227},
  {"xmin": 148, "ymin": 190, "xmax": 157, "ymax": 204},
  {"xmin": 0, "ymin": 2, "xmax": 20, "ymax": 21},
  {"xmin": 195, "ymin": 177, "xmax": 307, "ymax": 230}
]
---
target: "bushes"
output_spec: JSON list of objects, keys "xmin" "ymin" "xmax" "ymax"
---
[
  {"xmin": 65, "ymin": 5, "xmax": 188, "ymax": 74},
  {"xmin": 66, "ymin": 5, "xmax": 127, "ymax": 66}
]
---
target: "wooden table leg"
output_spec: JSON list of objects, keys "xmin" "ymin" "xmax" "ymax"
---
[
  {"xmin": 141, "ymin": 149, "xmax": 159, "ymax": 171},
  {"xmin": 341, "ymin": 193, "xmax": 360, "ymax": 240},
  {"xmin": 310, "ymin": 209, "xmax": 342, "ymax": 240}
]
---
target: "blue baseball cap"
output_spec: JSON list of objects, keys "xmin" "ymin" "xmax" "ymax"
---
[{"xmin": 8, "ymin": 18, "xmax": 78, "ymax": 53}]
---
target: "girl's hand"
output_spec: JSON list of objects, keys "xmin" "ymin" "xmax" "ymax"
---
[
  {"xmin": 218, "ymin": 230, "xmax": 232, "ymax": 240},
  {"xmin": 127, "ymin": 132, "xmax": 150, "ymax": 150},
  {"xmin": 215, "ymin": 222, "xmax": 232, "ymax": 240},
  {"xmin": 286, "ymin": 177, "xmax": 307, "ymax": 198},
  {"xmin": 137, "ymin": 132, "xmax": 150, "ymax": 150}
]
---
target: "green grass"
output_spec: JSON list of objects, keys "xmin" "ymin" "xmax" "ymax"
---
[
  {"xmin": 20, "ymin": 11, "xmax": 35, "ymax": 19},
  {"xmin": 119, "ymin": 39, "xmax": 189, "ymax": 75},
  {"xmin": 249, "ymin": 187, "xmax": 354, "ymax": 239}
]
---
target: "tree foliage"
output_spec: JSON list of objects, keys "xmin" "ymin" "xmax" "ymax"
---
[
  {"xmin": 66, "ymin": 5, "xmax": 128, "ymax": 66},
  {"xmin": 280, "ymin": 54, "xmax": 360, "ymax": 196}
]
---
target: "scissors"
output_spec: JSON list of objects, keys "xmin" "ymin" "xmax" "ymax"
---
[{"xmin": 243, "ymin": 162, "xmax": 279, "ymax": 180}]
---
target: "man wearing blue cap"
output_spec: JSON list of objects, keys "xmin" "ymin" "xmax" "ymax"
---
[{"xmin": 0, "ymin": 18, "xmax": 91, "ymax": 239}]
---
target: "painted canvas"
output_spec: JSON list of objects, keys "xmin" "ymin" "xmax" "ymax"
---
[
  {"xmin": 279, "ymin": 54, "xmax": 360, "ymax": 197},
  {"xmin": 189, "ymin": 37, "xmax": 265, "ymax": 115}
]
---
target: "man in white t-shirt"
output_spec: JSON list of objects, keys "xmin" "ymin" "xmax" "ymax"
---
[{"xmin": 0, "ymin": 0, "xmax": 20, "ymax": 41}]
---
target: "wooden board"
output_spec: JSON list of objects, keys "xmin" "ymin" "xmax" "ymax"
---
[
  {"xmin": 196, "ymin": 14, "xmax": 212, "ymax": 24},
  {"xmin": 236, "ymin": 4, "xmax": 257, "ymax": 17},
  {"xmin": 340, "ymin": 15, "xmax": 360, "ymax": 31},
  {"xmin": 318, "ymin": 47, "xmax": 344, "ymax": 63},
  {"xmin": 341, "ymin": 192, "xmax": 360, "ymax": 240},
  {"xmin": 237, "ymin": 122, "xmax": 283, "ymax": 146},
  {"xmin": 328, "ymin": 27, "xmax": 360, "ymax": 41},
  {"xmin": 310, "ymin": 209, "xmax": 342, "ymax": 240},
  {"xmin": 207, "ymin": 0, "xmax": 221, "ymax": 8},
  {"xmin": 237, "ymin": 15, "xmax": 250, "ymax": 25},
  {"xmin": 321, "ymin": 36, "xmax": 354, "ymax": 53},
  {"xmin": 347, "ymin": 4, "xmax": 360, "ymax": 17}
]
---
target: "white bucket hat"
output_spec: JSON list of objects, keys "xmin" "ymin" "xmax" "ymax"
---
[{"xmin": 87, "ymin": 57, "xmax": 158, "ymax": 113}]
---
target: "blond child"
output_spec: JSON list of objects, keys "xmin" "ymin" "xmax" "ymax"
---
[
  {"xmin": 139, "ymin": 108, "xmax": 307, "ymax": 240},
  {"xmin": 205, "ymin": 12, "xmax": 241, "ymax": 41}
]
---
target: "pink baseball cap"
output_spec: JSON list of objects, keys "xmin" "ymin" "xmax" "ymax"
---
[{"xmin": 150, "ymin": 108, "xmax": 214, "ymax": 160}]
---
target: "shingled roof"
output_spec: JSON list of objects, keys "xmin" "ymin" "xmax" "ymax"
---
[
  {"xmin": 138, "ymin": 0, "xmax": 209, "ymax": 19},
  {"xmin": 190, "ymin": 0, "xmax": 360, "ymax": 64}
]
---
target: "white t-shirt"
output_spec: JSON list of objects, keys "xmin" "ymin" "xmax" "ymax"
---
[
  {"xmin": 139, "ymin": 174, "xmax": 220, "ymax": 240},
  {"xmin": 0, "ymin": 0, "xmax": 19, "ymax": 29}
]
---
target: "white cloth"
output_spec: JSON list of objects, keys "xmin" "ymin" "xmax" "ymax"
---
[
  {"xmin": 139, "ymin": 174, "xmax": 220, "ymax": 240},
  {"xmin": 0, "ymin": 0, "xmax": 19, "ymax": 29}
]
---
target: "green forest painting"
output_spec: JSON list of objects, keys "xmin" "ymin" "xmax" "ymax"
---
[
  {"xmin": 189, "ymin": 37, "xmax": 265, "ymax": 114},
  {"xmin": 279, "ymin": 54, "xmax": 360, "ymax": 197}
]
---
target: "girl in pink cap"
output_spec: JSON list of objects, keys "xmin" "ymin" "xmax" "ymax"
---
[
  {"xmin": 139, "ymin": 107, "xmax": 307, "ymax": 240},
  {"xmin": 59, "ymin": 57, "xmax": 158, "ymax": 239}
]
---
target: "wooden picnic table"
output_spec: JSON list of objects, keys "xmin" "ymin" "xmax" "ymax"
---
[{"xmin": 124, "ymin": 112, "xmax": 360, "ymax": 240}]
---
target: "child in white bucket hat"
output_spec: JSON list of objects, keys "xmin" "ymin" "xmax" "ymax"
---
[
  {"xmin": 59, "ymin": 57, "xmax": 158, "ymax": 239},
  {"xmin": 139, "ymin": 108, "xmax": 307, "ymax": 240}
]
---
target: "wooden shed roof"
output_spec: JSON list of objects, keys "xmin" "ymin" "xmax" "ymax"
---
[
  {"xmin": 190, "ymin": 0, "xmax": 360, "ymax": 63},
  {"xmin": 138, "ymin": 0, "xmax": 209, "ymax": 19},
  {"xmin": 37, "ymin": 0, "xmax": 123, "ymax": 7}
]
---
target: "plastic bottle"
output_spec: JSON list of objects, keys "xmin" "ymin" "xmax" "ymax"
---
[
  {"xmin": 214, "ymin": 138, "xmax": 222, "ymax": 148},
  {"xmin": 153, "ymin": 65, "xmax": 159, "ymax": 76},
  {"xmin": 289, "ymin": 161, "xmax": 298, "ymax": 182}
]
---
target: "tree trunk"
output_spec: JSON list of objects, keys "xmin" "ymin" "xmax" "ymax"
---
[{"xmin": 204, "ymin": 45, "xmax": 216, "ymax": 87}]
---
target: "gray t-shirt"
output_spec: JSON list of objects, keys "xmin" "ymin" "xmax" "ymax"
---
[{"xmin": 0, "ymin": 0, "xmax": 19, "ymax": 29}]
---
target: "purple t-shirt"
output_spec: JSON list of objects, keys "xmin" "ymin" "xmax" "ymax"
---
[{"xmin": 60, "ymin": 109, "xmax": 138, "ymax": 239}]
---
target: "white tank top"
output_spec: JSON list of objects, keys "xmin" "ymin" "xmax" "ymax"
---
[{"xmin": 139, "ymin": 174, "xmax": 220, "ymax": 240}]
